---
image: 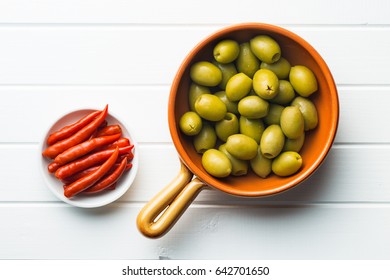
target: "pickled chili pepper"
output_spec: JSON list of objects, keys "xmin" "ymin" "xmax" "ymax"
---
[
  {"xmin": 54, "ymin": 133, "xmax": 121, "ymax": 165},
  {"xmin": 48, "ymin": 161, "xmax": 61, "ymax": 173},
  {"xmin": 95, "ymin": 137, "xmax": 131, "ymax": 151},
  {"xmin": 61, "ymin": 165, "xmax": 100, "ymax": 184},
  {"xmin": 46, "ymin": 110, "xmax": 100, "ymax": 146},
  {"xmin": 48, "ymin": 134, "xmax": 127, "ymax": 174},
  {"xmin": 96, "ymin": 124, "xmax": 122, "ymax": 137},
  {"xmin": 61, "ymin": 158, "xmax": 132, "ymax": 185},
  {"xmin": 64, "ymin": 147, "xmax": 119, "ymax": 198},
  {"xmin": 83, "ymin": 156, "xmax": 128, "ymax": 194},
  {"xmin": 88, "ymin": 129, "xmax": 98, "ymax": 140},
  {"xmin": 42, "ymin": 105, "xmax": 108, "ymax": 159},
  {"xmin": 55, "ymin": 145, "xmax": 133, "ymax": 180}
]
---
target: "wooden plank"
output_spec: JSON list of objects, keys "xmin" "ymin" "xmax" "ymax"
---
[
  {"xmin": 0, "ymin": 27, "xmax": 389, "ymax": 85},
  {"xmin": 1, "ymin": 203, "xmax": 389, "ymax": 259},
  {"xmin": 0, "ymin": 85, "xmax": 389, "ymax": 143},
  {"xmin": 0, "ymin": 0, "xmax": 388, "ymax": 24},
  {"xmin": 1, "ymin": 144, "xmax": 390, "ymax": 203},
  {"xmin": 0, "ymin": 86, "xmax": 171, "ymax": 144}
]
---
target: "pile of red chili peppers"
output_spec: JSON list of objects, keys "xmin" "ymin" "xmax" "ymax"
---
[{"xmin": 42, "ymin": 105, "xmax": 134, "ymax": 198}]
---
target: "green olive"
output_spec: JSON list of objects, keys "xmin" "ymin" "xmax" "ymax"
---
[
  {"xmin": 260, "ymin": 57, "xmax": 291, "ymax": 79},
  {"xmin": 283, "ymin": 133, "xmax": 305, "ymax": 152},
  {"xmin": 236, "ymin": 42, "xmax": 260, "ymax": 78},
  {"xmin": 213, "ymin": 39, "xmax": 240, "ymax": 64},
  {"xmin": 260, "ymin": 124, "xmax": 285, "ymax": 159},
  {"xmin": 280, "ymin": 106, "xmax": 304, "ymax": 139},
  {"xmin": 189, "ymin": 83, "xmax": 211, "ymax": 112},
  {"xmin": 263, "ymin": 103, "xmax": 284, "ymax": 125},
  {"xmin": 193, "ymin": 122, "xmax": 217, "ymax": 153},
  {"xmin": 190, "ymin": 61, "xmax": 222, "ymax": 87},
  {"xmin": 219, "ymin": 144, "xmax": 248, "ymax": 176},
  {"xmin": 239, "ymin": 116, "xmax": 265, "ymax": 144},
  {"xmin": 214, "ymin": 91, "xmax": 239, "ymax": 114},
  {"xmin": 194, "ymin": 93, "xmax": 227, "ymax": 121},
  {"xmin": 289, "ymin": 65, "xmax": 318, "ymax": 97},
  {"xmin": 270, "ymin": 80, "xmax": 295, "ymax": 105},
  {"xmin": 202, "ymin": 149, "xmax": 232, "ymax": 178},
  {"xmin": 253, "ymin": 69, "xmax": 279, "ymax": 100},
  {"xmin": 226, "ymin": 134, "xmax": 258, "ymax": 160},
  {"xmin": 291, "ymin": 96, "xmax": 318, "ymax": 131},
  {"xmin": 212, "ymin": 61, "xmax": 238, "ymax": 90},
  {"xmin": 272, "ymin": 151, "xmax": 302, "ymax": 177},
  {"xmin": 238, "ymin": 95, "xmax": 269, "ymax": 119},
  {"xmin": 179, "ymin": 111, "xmax": 203, "ymax": 136},
  {"xmin": 250, "ymin": 35, "xmax": 281, "ymax": 64},
  {"xmin": 215, "ymin": 113, "xmax": 239, "ymax": 142},
  {"xmin": 250, "ymin": 146, "xmax": 272, "ymax": 178},
  {"xmin": 226, "ymin": 72, "xmax": 253, "ymax": 101}
]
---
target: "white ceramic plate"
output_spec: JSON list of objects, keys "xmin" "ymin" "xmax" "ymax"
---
[{"xmin": 40, "ymin": 108, "xmax": 138, "ymax": 208}]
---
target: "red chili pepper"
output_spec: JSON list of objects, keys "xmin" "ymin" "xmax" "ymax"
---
[
  {"xmin": 95, "ymin": 137, "xmax": 131, "ymax": 151},
  {"xmin": 46, "ymin": 110, "xmax": 100, "ymax": 146},
  {"xmin": 61, "ymin": 165, "xmax": 100, "ymax": 184},
  {"xmin": 64, "ymin": 147, "xmax": 119, "ymax": 198},
  {"xmin": 42, "ymin": 105, "xmax": 108, "ymax": 159},
  {"xmin": 83, "ymin": 156, "xmax": 128, "ymax": 194},
  {"xmin": 48, "ymin": 161, "xmax": 61, "ymax": 173},
  {"xmin": 54, "ymin": 133, "xmax": 121, "ymax": 165},
  {"xmin": 61, "ymin": 158, "xmax": 132, "ymax": 185},
  {"xmin": 88, "ymin": 129, "xmax": 98, "ymax": 140},
  {"xmin": 48, "ymin": 134, "xmax": 126, "ymax": 173},
  {"xmin": 55, "ymin": 145, "xmax": 133, "ymax": 180},
  {"xmin": 96, "ymin": 124, "xmax": 122, "ymax": 137}
]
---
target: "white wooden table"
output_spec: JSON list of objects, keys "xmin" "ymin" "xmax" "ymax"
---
[{"xmin": 1, "ymin": 0, "xmax": 389, "ymax": 260}]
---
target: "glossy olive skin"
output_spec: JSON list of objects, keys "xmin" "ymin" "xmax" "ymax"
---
[
  {"xmin": 219, "ymin": 144, "xmax": 249, "ymax": 176},
  {"xmin": 238, "ymin": 95, "xmax": 269, "ymax": 119},
  {"xmin": 264, "ymin": 103, "xmax": 284, "ymax": 125},
  {"xmin": 190, "ymin": 61, "xmax": 222, "ymax": 87},
  {"xmin": 179, "ymin": 111, "xmax": 203, "ymax": 136},
  {"xmin": 214, "ymin": 91, "xmax": 239, "ymax": 115},
  {"xmin": 226, "ymin": 134, "xmax": 258, "ymax": 160},
  {"xmin": 202, "ymin": 149, "xmax": 232, "ymax": 178},
  {"xmin": 291, "ymin": 96, "xmax": 318, "ymax": 131},
  {"xmin": 283, "ymin": 133, "xmax": 305, "ymax": 152},
  {"xmin": 260, "ymin": 57, "xmax": 291, "ymax": 79},
  {"xmin": 270, "ymin": 80, "xmax": 295, "ymax": 105},
  {"xmin": 212, "ymin": 61, "xmax": 238, "ymax": 90},
  {"xmin": 253, "ymin": 69, "xmax": 279, "ymax": 100},
  {"xmin": 250, "ymin": 35, "xmax": 281, "ymax": 64},
  {"xmin": 236, "ymin": 42, "xmax": 260, "ymax": 78},
  {"xmin": 188, "ymin": 83, "xmax": 211, "ymax": 112},
  {"xmin": 215, "ymin": 112, "xmax": 239, "ymax": 142},
  {"xmin": 280, "ymin": 106, "xmax": 304, "ymax": 139},
  {"xmin": 272, "ymin": 151, "xmax": 302, "ymax": 177},
  {"xmin": 213, "ymin": 39, "xmax": 240, "ymax": 64},
  {"xmin": 194, "ymin": 93, "xmax": 227, "ymax": 121},
  {"xmin": 250, "ymin": 146, "xmax": 272, "ymax": 178},
  {"xmin": 181, "ymin": 36, "xmax": 321, "ymax": 180},
  {"xmin": 260, "ymin": 124, "xmax": 285, "ymax": 159},
  {"xmin": 239, "ymin": 116, "xmax": 265, "ymax": 144},
  {"xmin": 193, "ymin": 122, "xmax": 217, "ymax": 153},
  {"xmin": 226, "ymin": 72, "xmax": 253, "ymax": 101},
  {"xmin": 289, "ymin": 65, "xmax": 318, "ymax": 97}
]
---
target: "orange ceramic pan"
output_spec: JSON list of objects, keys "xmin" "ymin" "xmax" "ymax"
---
[{"xmin": 137, "ymin": 23, "xmax": 339, "ymax": 238}]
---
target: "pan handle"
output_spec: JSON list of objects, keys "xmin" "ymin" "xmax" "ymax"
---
[{"xmin": 136, "ymin": 161, "xmax": 207, "ymax": 238}]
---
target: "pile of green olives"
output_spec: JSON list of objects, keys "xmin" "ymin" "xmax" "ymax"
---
[{"xmin": 179, "ymin": 35, "xmax": 319, "ymax": 179}]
